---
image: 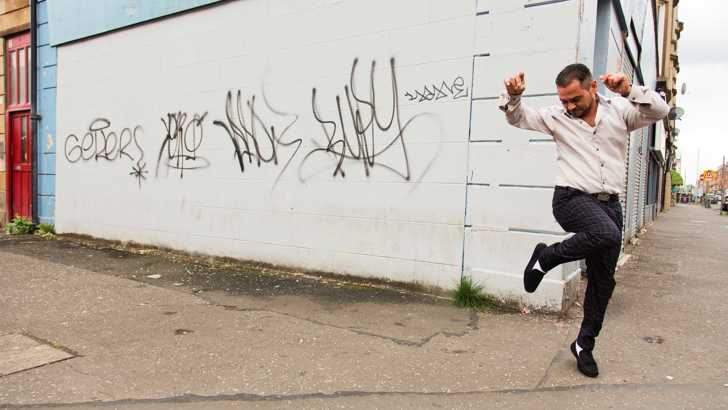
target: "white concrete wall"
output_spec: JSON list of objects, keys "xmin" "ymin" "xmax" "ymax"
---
[
  {"xmin": 465, "ymin": 0, "xmax": 586, "ymax": 309},
  {"xmin": 56, "ymin": 0, "xmax": 589, "ymax": 310}
]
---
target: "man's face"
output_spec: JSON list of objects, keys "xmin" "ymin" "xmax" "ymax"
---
[{"xmin": 557, "ymin": 79, "xmax": 597, "ymax": 118}]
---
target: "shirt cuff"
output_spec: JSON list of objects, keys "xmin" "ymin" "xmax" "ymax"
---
[
  {"xmin": 625, "ymin": 85, "xmax": 652, "ymax": 105},
  {"xmin": 498, "ymin": 93, "xmax": 521, "ymax": 112}
]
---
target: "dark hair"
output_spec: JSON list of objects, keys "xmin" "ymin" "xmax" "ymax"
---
[{"xmin": 555, "ymin": 63, "xmax": 592, "ymax": 88}]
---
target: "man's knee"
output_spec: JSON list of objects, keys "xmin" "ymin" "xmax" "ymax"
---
[{"xmin": 596, "ymin": 226, "xmax": 621, "ymax": 249}]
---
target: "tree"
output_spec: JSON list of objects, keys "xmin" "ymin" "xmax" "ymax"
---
[{"xmin": 671, "ymin": 170, "xmax": 684, "ymax": 187}]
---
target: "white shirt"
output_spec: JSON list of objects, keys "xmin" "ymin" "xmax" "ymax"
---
[{"xmin": 499, "ymin": 86, "xmax": 670, "ymax": 194}]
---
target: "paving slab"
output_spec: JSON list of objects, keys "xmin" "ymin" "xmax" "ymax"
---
[{"xmin": 0, "ymin": 334, "xmax": 74, "ymax": 377}]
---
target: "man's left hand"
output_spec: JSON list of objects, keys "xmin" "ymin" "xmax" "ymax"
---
[{"xmin": 600, "ymin": 73, "xmax": 632, "ymax": 97}]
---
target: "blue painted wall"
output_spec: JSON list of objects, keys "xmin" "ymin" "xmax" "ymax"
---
[
  {"xmin": 48, "ymin": 0, "xmax": 225, "ymax": 45},
  {"xmin": 36, "ymin": 0, "xmax": 57, "ymax": 224}
]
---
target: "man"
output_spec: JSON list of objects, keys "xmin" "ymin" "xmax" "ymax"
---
[{"xmin": 500, "ymin": 63, "xmax": 669, "ymax": 378}]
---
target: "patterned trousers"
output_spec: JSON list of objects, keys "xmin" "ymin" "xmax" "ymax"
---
[{"xmin": 539, "ymin": 186, "xmax": 623, "ymax": 352}]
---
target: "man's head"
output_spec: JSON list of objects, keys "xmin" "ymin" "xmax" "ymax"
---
[{"xmin": 555, "ymin": 63, "xmax": 597, "ymax": 118}]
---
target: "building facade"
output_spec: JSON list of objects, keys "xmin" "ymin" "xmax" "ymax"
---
[
  {"xmin": 0, "ymin": 0, "xmax": 30, "ymax": 224},
  {"xmin": 699, "ymin": 168, "xmax": 726, "ymax": 196},
  {"xmin": 0, "ymin": 0, "xmax": 56, "ymax": 225},
  {"xmin": 39, "ymin": 0, "xmax": 670, "ymax": 311},
  {"xmin": 655, "ymin": 0, "xmax": 682, "ymax": 211}
]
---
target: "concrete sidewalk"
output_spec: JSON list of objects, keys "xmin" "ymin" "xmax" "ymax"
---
[{"xmin": 1, "ymin": 204, "xmax": 727, "ymax": 409}]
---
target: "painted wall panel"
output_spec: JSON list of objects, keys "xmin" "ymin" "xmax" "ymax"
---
[
  {"xmin": 35, "ymin": 0, "xmax": 57, "ymax": 224},
  {"xmin": 37, "ymin": 173, "xmax": 54, "ymax": 196},
  {"xmin": 470, "ymin": 96, "xmax": 558, "ymax": 144},
  {"xmin": 48, "ymin": 0, "xmax": 226, "ymax": 45},
  {"xmin": 37, "ymin": 153, "xmax": 55, "ymax": 174},
  {"xmin": 56, "ymin": 0, "xmax": 475, "ymax": 289},
  {"xmin": 37, "ymin": 0, "xmax": 48, "ymax": 23},
  {"xmin": 475, "ymin": 1, "xmax": 580, "ymax": 56},
  {"xmin": 37, "ymin": 21, "xmax": 49, "ymax": 45},
  {"xmin": 37, "ymin": 42, "xmax": 56, "ymax": 68},
  {"xmin": 468, "ymin": 142, "xmax": 560, "ymax": 187},
  {"xmin": 466, "ymin": 185, "xmax": 562, "ymax": 233},
  {"xmin": 38, "ymin": 195, "xmax": 54, "ymax": 224},
  {"xmin": 472, "ymin": 49, "xmax": 576, "ymax": 99},
  {"xmin": 464, "ymin": 0, "xmax": 582, "ymax": 309},
  {"xmin": 463, "ymin": 228, "xmax": 580, "ymax": 307}
]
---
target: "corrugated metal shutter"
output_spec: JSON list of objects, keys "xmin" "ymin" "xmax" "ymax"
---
[
  {"xmin": 638, "ymin": 127, "xmax": 650, "ymax": 229},
  {"xmin": 625, "ymin": 128, "xmax": 640, "ymax": 242},
  {"xmin": 632, "ymin": 128, "xmax": 644, "ymax": 233},
  {"xmin": 621, "ymin": 62, "xmax": 635, "ymax": 244}
]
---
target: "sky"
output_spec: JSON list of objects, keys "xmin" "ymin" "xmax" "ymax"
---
[{"xmin": 673, "ymin": 0, "xmax": 728, "ymax": 185}]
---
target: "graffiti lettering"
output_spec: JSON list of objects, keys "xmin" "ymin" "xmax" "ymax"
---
[
  {"xmin": 156, "ymin": 112, "xmax": 209, "ymax": 178},
  {"xmin": 300, "ymin": 57, "xmax": 419, "ymax": 181},
  {"xmin": 213, "ymin": 91, "xmax": 302, "ymax": 186},
  {"xmin": 404, "ymin": 76, "xmax": 469, "ymax": 103},
  {"xmin": 64, "ymin": 118, "xmax": 146, "ymax": 186}
]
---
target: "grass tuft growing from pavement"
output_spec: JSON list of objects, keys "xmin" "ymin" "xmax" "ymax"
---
[
  {"xmin": 36, "ymin": 223, "xmax": 56, "ymax": 238},
  {"xmin": 4, "ymin": 216, "xmax": 35, "ymax": 235},
  {"xmin": 453, "ymin": 276, "xmax": 497, "ymax": 309}
]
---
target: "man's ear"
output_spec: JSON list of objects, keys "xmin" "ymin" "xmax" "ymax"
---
[{"xmin": 590, "ymin": 79, "xmax": 598, "ymax": 94}]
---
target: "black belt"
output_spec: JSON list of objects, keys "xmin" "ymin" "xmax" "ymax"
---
[
  {"xmin": 556, "ymin": 186, "xmax": 619, "ymax": 202},
  {"xmin": 591, "ymin": 192, "xmax": 619, "ymax": 202}
]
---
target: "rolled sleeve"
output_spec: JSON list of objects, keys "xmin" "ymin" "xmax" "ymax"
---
[
  {"xmin": 499, "ymin": 93, "xmax": 553, "ymax": 134},
  {"xmin": 621, "ymin": 86, "xmax": 670, "ymax": 131},
  {"xmin": 498, "ymin": 93, "xmax": 521, "ymax": 112},
  {"xmin": 625, "ymin": 85, "xmax": 654, "ymax": 105}
]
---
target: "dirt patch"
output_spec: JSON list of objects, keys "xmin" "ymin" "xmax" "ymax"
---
[{"xmin": 0, "ymin": 233, "xmax": 450, "ymax": 308}]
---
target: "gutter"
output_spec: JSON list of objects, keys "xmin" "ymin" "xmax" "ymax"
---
[{"xmin": 30, "ymin": 1, "xmax": 40, "ymax": 223}]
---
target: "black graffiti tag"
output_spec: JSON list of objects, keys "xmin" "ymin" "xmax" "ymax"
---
[
  {"xmin": 404, "ymin": 76, "xmax": 469, "ymax": 103},
  {"xmin": 64, "ymin": 118, "xmax": 147, "ymax": 186},
  {"xmin": 300, "ymin": 57, "xmax": 420, "ymax": 181},
  {"xmin": 213, "ymin": 90, "xmax": 302, "ymax": 187},
  {"xmin": 156, "ymin": 111, "xmax": 209, "ymax": 178}
]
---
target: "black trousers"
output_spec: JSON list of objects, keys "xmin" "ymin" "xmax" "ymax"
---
[{"xmin": 539, "ymin": 186, "xmax": 623, "ymax": 352}]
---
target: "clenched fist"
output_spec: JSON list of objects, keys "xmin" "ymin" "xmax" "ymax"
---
[
  {"xmin": 600, "ymin": 73, "xmax": 632, "ymax": 97},
  {"xmin": 505, "ymin": 72, "xmax": 526, "ymax": 96}
]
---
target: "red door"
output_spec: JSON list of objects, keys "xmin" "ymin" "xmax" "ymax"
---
[
  {"xmin": 5, "ymin": 31, "xmax": 31, "ymax": 220},
  {"xmin": 9, "ymin": 112, "xmax": 31, "ymax": 218}
]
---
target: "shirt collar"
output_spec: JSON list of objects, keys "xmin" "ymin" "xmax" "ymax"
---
[{"xmin": 596, "ymin": 93, "xmax": 612, "ymax": 105}]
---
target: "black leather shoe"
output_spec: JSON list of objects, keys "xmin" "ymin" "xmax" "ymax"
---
[
  {"xmin": 523, "ymin": 243, "xmax": 547, "ymax": 293},
  {"xmin": 570, "ymin": 342, "xmax": 599, "ymax": 378}
]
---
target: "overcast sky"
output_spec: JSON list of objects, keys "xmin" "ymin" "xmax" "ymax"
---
[{"xmin": 674, "ymin": 0, "xmax": 728, "ymax": 185}]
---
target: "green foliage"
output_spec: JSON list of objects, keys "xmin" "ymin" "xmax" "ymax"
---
[
  {"xmin": 671, "ymin": 170, "xmax": 684, "ymax": 187},
  {"xmin": 36, "ymin": 223, "xmax": 56, "ymax": 238},
  {"xmin": 4, "ymin": 216, "xmax": 36, "ymax": 235},
  {"xmin": 452, "ymin": 276, "xmax": 496, "ymax": 309}
]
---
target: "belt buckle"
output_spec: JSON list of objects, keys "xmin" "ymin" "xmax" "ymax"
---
[{"xmin": 596, "ymin": 192, "xmax": 610, "ymax": 201}]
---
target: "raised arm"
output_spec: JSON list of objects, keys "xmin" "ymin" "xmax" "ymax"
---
[
  {"xmin": 500, "ymin": 72, "xmax": 553, "ymax": 135},
  {"xmin": 600, "ymin": 73, "xmax": 670, "ymax": 131}
]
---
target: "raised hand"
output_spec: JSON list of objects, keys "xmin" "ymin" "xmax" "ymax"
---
[
  {"xmin": 504, "ymin": 72, "xmax": 526, "ymax": 96},
  {"xmin": 599, "ymin": 73, "xmax": 632, "ymax": 97}
]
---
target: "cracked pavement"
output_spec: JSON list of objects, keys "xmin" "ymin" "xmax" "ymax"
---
[{"xmin": 1, "ymin": 204, "xmax": 728, "ymax": 409}]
